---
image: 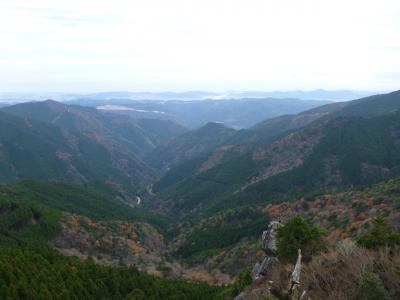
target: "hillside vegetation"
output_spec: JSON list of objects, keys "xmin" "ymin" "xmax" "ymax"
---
[
  {"xmin": 0, "ymin": 189, "xmax": 225, "ymax": 299},
  {"xmin": 0, "ymin": 181, "xmax": 169, "ymax": 228}
]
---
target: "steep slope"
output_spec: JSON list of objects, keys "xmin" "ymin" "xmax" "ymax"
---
[
  {"xmin": 203, "ymin": 110, "xmax": 400, "ymax": 215},
  {"xmin": 151, "ymin": 90, "xmax": 400, "ymax": 217},
  {"xmin": 246, "ymin": 101, "xmax": 347, "ymax": 144},
  {"xmin": 148, "ymin": 122, "xmax": 237, "ymax": 170},
  {"xmin": 333, "ymin": 89, "xmax": 400, "ymax": 117},
  {"xmin": 246, "ymin": 90, "xmax": 400, "ymax": 144},
  {"xmin": 0, "ymin": 110, "xmax": 154, "ymax": 193},
  {"xmin": 1, "ymin": 100, "xmax": 187, "ymax": 159}
]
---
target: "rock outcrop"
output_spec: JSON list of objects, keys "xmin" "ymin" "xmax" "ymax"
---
[
  {"xmin": 252, "ymin": 220, "xmax": 281, "ymax": 280},
  {"xmin": 244, "ymin": 221, "xmax": 307, "ymax": 300}
]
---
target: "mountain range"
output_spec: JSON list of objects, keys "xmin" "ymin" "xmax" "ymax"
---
[
  {"xmin": 1, "ymin": 89, "xmax": 400, "ymax": 298},
  {"xmin": 71, "ymin": 98, "xmax": 331, "ymax": 129},
  {"xmin": 0, "ymin": 89, "xmax": 376, "ymax": 102}
]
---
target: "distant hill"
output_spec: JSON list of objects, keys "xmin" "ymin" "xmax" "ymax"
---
[
  {"xmin": 225, "ymin": 89, "xmax": 376, "ymax": 101},
  {"xmin": 0, "ymin": 89, "xmax": 376, "ymax": 103},
  {"xmin": 68, "ymin": 98, "xmax": 331, "ymax": 129}
]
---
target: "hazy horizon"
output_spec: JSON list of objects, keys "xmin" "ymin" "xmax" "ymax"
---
[
  {"xmin": 0, "ymin": 89, "xmax": 384, "ymax": 103},
  {"xmin": 1, "ymin": 0, "xmax": 399, "ymax": 92}
]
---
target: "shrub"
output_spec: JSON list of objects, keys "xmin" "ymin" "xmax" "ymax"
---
[
  {"xmin": 396, "ymin": 266, "xmax": 400, "ymax": 276},
  {"xmin": 222, "ymin": 267, "xmax": 252, "ymax": 298},
  {"xmin": 359, "ymin": 272, "xmax": 391, "ymax": 300},
  {"xmin": 357, "ymin": 217, "xmax": 400, "ymax": 249},
  {"xmin": 263, "ymin": 295, "xmax": 279, "ymax": 300},
  {"xmin": 233, "ymin": 268, "xmax": 252, "ymax": 294}
]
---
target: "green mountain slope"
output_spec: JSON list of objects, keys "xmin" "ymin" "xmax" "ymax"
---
[
  {"xmin": 246, "ymin": 90, "xmax": 400, "ymax": 144},
  {"xmin": 0, "ymin": 110, "xmax": 154, "ymax": 193},
  {"xmin": 333, "ymin": 90, "xmax": 400, "ymax": 118},
  {"xmin": 218, "ymin": 111, "xmax": 400, "ymax": 212},
  {"xmin": 148, "ymin": 122, "xmax": 237, "ymax": 170},
  {"xmin": 0, "ymin": 181, "xmax": 169, "ymax": 227}
]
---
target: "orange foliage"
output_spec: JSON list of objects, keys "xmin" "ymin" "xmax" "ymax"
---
[
  {"xmin": 350, "ymin": 220, "xmax": 363, "ymax": 231},
  {"xmin": 68, "ymin": 231, "xmax": 79, "ymax": 238},
  {"xmin": 191, "ymin": 273, "xmax": 207, "ymax": 282},
  {"xmin": 256, "ymin": 250, "xmax": 264, "ymax": 258},
  {"xmin": 130, "ymin": 244, "xmax": 144, "ymax": 253},
  {"xmin": 358, "ymin": 212, "xmax": 367, "ymax": 220}
]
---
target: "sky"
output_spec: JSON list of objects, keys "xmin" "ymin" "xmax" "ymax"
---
[{"xmin": 0, "ymin": 0, "xmax": 399, "ymax": 92}]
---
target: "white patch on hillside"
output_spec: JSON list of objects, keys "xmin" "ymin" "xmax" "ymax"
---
[{"xmin": 97, "ymin": 105, "xmax": 165, "ymax": 114}]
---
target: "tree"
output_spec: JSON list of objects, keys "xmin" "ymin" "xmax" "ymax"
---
[{"xmin": 276, "ymin": 216, "xmax": 327, "ymax": 262}]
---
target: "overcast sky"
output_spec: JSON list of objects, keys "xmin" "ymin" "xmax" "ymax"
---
[{"xmin": 0, "ymin": 0, "xmax": 399, "ymax": 92}]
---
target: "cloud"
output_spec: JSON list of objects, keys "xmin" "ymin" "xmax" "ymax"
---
[
  {"xmin": 39, "ymin": 15, "xmax": 121, "ymax": 27},
  {"xmin": 0, "ymin": 0, "xmax": 399, "ymax": 92},
  {"xmin": 375, "ymin": 72, "xmax": 400, "ymax": 80},
  {"xmin": 7, "ymin": 5, "xmax": 123, "ymax": 27}
]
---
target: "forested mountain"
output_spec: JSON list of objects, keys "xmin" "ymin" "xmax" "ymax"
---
[
  {"xmin": 0, "ymin": 109, "xmax": 155, "ymax": 193},
  {"xmin": 1, "ymin": 100, "xmax": 187, "ymax": 159},
  {"xmin": 150, "ymin": 90, "xmax": 400, "ymax": 218}
]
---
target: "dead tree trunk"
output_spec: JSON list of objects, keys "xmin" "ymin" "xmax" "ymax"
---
[{"xmin": 286, "ymin": 249, "xmax": 306, "ymax": 300}]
